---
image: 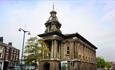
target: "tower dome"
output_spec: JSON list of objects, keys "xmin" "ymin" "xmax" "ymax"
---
[{"xmin": 45, "ymin": 5, "xmax": 61, "ymax": 33}]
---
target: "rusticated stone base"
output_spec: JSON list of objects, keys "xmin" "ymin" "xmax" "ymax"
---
[
  {"xmin": 67, "ymin": 60, "xmax": 97, "ymax": 70},
  {"xmin": 38, "ymin": 59, "xmax": 97, "ymax": 70},
  {"xmin": 38, "ymin": 59, "xmax": 60, "ymax": 70}
]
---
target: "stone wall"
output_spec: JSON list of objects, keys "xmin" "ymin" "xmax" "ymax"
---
[{"xmin": 39, "ymin": 60, "xmax": 60, "ymax": 70}]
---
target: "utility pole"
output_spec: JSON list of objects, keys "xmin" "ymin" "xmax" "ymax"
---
[{"xmin": 19, "ymin": 28, "xmax": 30, "ymax": 70}]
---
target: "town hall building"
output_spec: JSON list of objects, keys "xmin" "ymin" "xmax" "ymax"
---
[{"xmin": 38, "ymin": 7, "xmax": 97, "ymax": 70}]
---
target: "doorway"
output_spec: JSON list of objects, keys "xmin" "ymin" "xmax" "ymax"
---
[{"xmin": 43, "ymin": 62, "xmax": 50, "ymax": 70}]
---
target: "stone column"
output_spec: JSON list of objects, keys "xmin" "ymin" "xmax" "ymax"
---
[
  {"xmin": 54, "ymin": 40, "xmax": 57, "ymax": 58},
  {"xmin": 51, "ymin": 40, "xmax": 54, "ymax": 59},
  {"xmin": 51, "ymin": 40, "xmax": 59, "ymax": 59},
  {"xmin": 75, "ymin": 42, "xmax": 78, "ymax": 59},
  {"xmin": 59, "ymin": 41, "xmax": 61, "ymax": 59}
]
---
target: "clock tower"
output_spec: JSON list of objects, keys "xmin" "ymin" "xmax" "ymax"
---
[{"xmin": 38, "ymin": 5, "xmax": 97, "ymax": 70}]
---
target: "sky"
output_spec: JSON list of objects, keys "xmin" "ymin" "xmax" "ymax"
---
[{"xmin": 0, "ymin": 0, "xmax": 115, "ymax": 61}]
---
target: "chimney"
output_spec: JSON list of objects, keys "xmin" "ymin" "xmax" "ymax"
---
[
  {"xmin": 8, "ymin": 42, "xmax": 12, "ymax": 46},
  {"xmin": 0, "ymin": 37, "xmax": 3, "ymax": 42}
]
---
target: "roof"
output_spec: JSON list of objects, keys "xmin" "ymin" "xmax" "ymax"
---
[
  {"xmin": 38, "ymin": 31, "xmax": 97, "ymax": 49},
  {"xmin": 0, "ymin": 42, "xmax": 20, "ymax": 50},
  {"xmin": 64, "ymin": 33, "xmax": 97, "ymax": 49},
  {"xmin": 0, "ymin": 42, "xmax": 8, "ymax": 47},
  {"xmin": 38, "ymin": 31, "xmax": 64, "ymax": 38}
]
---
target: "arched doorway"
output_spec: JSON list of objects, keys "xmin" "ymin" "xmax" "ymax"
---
[{"xmin": 43, "ymin": 62, "xmax": 50, "ymax": 70}]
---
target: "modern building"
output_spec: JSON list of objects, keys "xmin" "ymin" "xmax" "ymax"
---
[
  {"xmin": 0, "ymin": 37, "xmax": 20, "ymax": 70},
  {"xmin": 38, "ymin": 8, "xmax": 97, "ymax": 70}
]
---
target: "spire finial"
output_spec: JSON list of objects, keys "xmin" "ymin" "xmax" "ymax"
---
[
  {"xmin": 53, "ymin": 3, "xmax": 55, "ymax": 11},
  {"xmin": 50, "ymin": 2, "xmax": 57, "ymax": 14}
]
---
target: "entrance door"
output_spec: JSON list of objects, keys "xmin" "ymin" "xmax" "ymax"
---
[
  {"xmin": 59, "ymin": 62, "xmax": 61, "ymax": 70},
  {"xmin": 3, "ymin": 61, "xmax": 9, "ymax": 70},
  {"xmin": 43, "ymin": 62, "xmax": 50, "ymax": 70}
]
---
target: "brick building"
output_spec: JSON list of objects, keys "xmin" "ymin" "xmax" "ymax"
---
[
  {"xmin": 38, "ymin": 8, "xmax": 97, "ymax": 70},
  {"xmin": 0, "ymin": 37, "xmax": 20, "ymax": 70}
]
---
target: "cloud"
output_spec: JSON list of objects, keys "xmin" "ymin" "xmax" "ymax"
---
[
  {"xmin": 0, "ymin": 0, "xmax": 115, "ymax": 61},
  {"xmin": 102, "ymin": 10, "xmax": 115, "ymax": 25}
]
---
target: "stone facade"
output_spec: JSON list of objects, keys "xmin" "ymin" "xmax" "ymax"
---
[{"xmin": 38, "ymin": 8, "xmax": 97, "ymax": 70}]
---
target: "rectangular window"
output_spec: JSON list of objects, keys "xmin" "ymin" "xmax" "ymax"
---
[
  {"xmin": 67, "ymin": 51, "xmax": 69, "ymax": 54},
  {"xmin": 67, "ymin": 46, "xmax": 70, "ymax": 54},
  {"xmin": 67, "ymin": 47, "xmax": 69, "ymax": 50}
]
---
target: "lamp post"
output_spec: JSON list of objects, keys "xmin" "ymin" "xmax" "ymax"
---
[{"xmin": 19, "ymin": 28, "xmax": 30, "ymax": 69}]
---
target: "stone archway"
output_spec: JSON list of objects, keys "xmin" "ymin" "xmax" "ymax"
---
[{"xmin": 43, "ymin": 62, "xmax": 50, "ymax": 70}]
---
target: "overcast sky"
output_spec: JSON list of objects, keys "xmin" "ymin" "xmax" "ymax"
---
[{"xmin": 0, "ymin": 0, "xmax": 115, "ymax": 61}]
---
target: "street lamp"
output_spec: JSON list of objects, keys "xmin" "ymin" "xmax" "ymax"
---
[{"xmin": 18, "ymin": 28, "xmax": 30, "ymax": 69}]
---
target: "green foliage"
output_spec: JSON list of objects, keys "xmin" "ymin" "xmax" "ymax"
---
[
  {"xmin": 96, "ymin": 57, "xmax": 112, "ymax": 68},
  {"xmin": 24, "ymin": 37, "xmax": 49, "ymax": 64},
  {"xmin": 96, "ymin": 57, "xmax": 106, "ymax": 68},
  {"xmin": 105, "ymin": 62, "xmax": 111, "ymax": 68}
]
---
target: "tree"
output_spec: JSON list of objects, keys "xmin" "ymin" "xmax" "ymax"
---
[
  {"xmin": 96, "ymin": 57, "xmax": 106, "ymax": 68},
  {"xmin": 24, "ymin": 37, "xmax": 49, "ymax": 64},
  {"xmin": 96, "ymin": 57, "xmax": 112, "ymax": 69},
  {"xmin": 105, "ymin": 62, "xmax": 111, "ymax": 69}
]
